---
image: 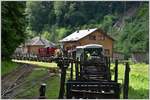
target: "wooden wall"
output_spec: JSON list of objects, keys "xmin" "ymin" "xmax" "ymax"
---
[
  {"xmin": 27, "ymin": 45, "xmax": 45, "ymax": 55},
  {"xmin": 63, "ymin": 30, "xmax": 114, "ymax": 57}
]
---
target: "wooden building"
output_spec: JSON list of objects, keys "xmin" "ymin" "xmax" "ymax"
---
[
  {"xmin": 60, "ymin": 28, "xmax": 114, "ymax": 57},
  {"xmin": 15, "ymin": 36, "xmax": 56, "ymax": 55}
]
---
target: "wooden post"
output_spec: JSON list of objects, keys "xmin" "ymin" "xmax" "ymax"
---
[
  {"xmin": 66, "ymin": 82, "xmax": 72, "ymax": 98},
  {"xmin": 114, "ymin": 60, "xmax": 118, "ymax": 82},
  {"xmin": 58, "ymin": 61, "xmax": 67, "ymax": 99},
  {"xmin": 108, "ymin": 57, "xmax": 111, "ymax": 70},
  {"xmin": 105, "ymin": 56, "xmax": 108, "ymax": 67},
  {"xmin": 39, "ymin": 83, "xmax": 46, "ymax": 99},
  {"xmin": 75, "ymin": 57, "xmax": 79, "ymax": 80},
  {"xmin": 123, "ymin": 62, "xmax": 130, "ymax": 99},
  {"xmin": 70, "ymin": 59, "xmax": 73, "ymax": 80},
  {"xmin": 79, "ymin": 62, "xmax": 82, "ymax": 80}
]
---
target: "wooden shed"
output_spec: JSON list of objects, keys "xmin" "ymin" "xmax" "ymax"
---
[
  {"xmin": 15, "ymin": 36, "xmax": 55, "ymax": 55},
  {"xmin": 60, "ymin": 28, "xmax": 114, "ymax": 57}
]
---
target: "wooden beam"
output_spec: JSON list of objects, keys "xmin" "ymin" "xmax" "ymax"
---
[{"xmin": 123, "ymin": 62, "xmax": 130, "ymax": 99}]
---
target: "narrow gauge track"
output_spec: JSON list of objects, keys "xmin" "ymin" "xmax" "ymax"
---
[
  {"xmin": 13, "ymin": 73, "xmax": 57, "ymax": 99},
  {"xmin": 1, "ymin": 64, "xmax": 34, "ymax": 99}
]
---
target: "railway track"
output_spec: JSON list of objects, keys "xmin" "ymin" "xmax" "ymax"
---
[
  {"xmin": 2, "ymin": 63, "xmax": 58, "ymax": 99},
  {"xmin": 13, "ymin": 73, "xmax": 57, "ymax": 99},
  {"xmin": 1, "ymin": 64, "xmax": 34, "ymax": 99}
]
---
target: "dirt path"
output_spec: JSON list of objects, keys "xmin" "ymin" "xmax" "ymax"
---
[{"xmin": 1, "ymin": 64, "xmax": 34, "ymax": 99}]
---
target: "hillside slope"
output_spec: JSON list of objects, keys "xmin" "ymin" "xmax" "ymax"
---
[{"xmin": 26, "ymin": 1, "xmax": 149, "ymax": 57}]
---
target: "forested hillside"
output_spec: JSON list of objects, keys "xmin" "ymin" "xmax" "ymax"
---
[
  {"xmin": 25, "ymin": 1, "xmax": 148, "ymax": 58},
  {"xmin": 2, "ymin": 1, "xmax": 148, "ymax": 59}
]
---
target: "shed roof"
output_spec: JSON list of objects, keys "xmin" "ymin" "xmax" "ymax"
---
[
  {"xmin": 60, "ymin": 28, "xmax": 114, "ymax": 42},
  {"xmin": 25, "ymin": 36, "xmax": 56, "ymax": 47}
]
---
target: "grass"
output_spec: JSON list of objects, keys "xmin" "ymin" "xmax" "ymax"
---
[
  {"xmin": 11, "ymin": 60, "xmax": 149, "ymax": 99},
  {"xmin": 111, "ymin": 63, "xmax": 149, "ymax": 99},
  {"xmin": 128, "ymin": 63, "xmax": 149, "ymax": 99},
  {"xmin": 1, "ymin": 60, "xmax": 18, "ymax": 76},
  {"xmin": 45, "ymin": 76, "xmax": 60, "ymax": 98}
]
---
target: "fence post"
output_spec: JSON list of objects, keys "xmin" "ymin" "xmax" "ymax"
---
[
  {"xmin": 66, "ymin": 82, "xmax": 72, "ymax": 98},
  {"xmin": 108, "ymin": 57, "xmax": 111, "ymax": 70},
  {"xmin": 123, "ymin": 62, "xmax": 130, "ymax": 99},
  {"xmin": 75, "ymin": 57, "xmax": 79, "ymax": 80},
  {"xmin": 79, "ymin": 61, "xmax": 82, "ymax": 80},
  {"xmin": 70, "ymin": 59, "xmax": 73, "ymax": 80},
  {"xmin": 39, "ymin": 83, "xmax": 46, "ymax": 99},
  {"xmin": 114, "ymin": 59, "xmax": 118, "ymax": 82},
  {"xmin": 58, "ymin": 59, "xmax": 67, "ymax": 99}
]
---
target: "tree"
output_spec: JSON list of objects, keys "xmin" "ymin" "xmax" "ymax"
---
[
  {"xmin": 115, "ymin": 2, "xmax": 149, "ymax": 58},
  {"xmin": 26, "ymin": 1, "xmax": 52, "ymax": 34},
  {"xmin": 2, "ymin": 1, "xmax": 26, "ymax": 59}
]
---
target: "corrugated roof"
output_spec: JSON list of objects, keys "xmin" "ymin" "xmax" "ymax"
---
[
  {"xmin": 60, "ymin": 28, "xmax": 114, "ymax": 42},
  {"xmin": 60, "ymin": 28, "xmax": 97, "ymax": 42}
]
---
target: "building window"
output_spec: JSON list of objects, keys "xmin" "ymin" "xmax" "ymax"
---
[
  {"xmin": 99, "ymin": 35, "xmax": 105, "ymax": 40},
  {"xmin": 89, "ymin": 35, "xmax": 96, "ymax": 40},
  {"xmin": 105, "ymin": 49, "xmax": 110, "ymax": 55}
]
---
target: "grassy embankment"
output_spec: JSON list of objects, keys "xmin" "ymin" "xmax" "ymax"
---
[{"xmin": 1, "ymin": 60, "xmax": 19, "ymax": 76}]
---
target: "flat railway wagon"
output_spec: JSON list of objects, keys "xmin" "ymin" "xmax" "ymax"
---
[{"xmin": 65, "ymin": 44, "xmax": 121, "ymax": 99}]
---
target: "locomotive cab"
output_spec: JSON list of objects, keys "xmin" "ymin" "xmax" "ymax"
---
[
  {"xmin": 76, "ymin": 44, "xmax": 105, "ymax": 65},
  {"xmin": 75, "ymin": 44, "xmax": 111, "ymax": 81}
]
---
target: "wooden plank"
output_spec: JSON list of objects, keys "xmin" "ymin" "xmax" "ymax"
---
[{"xmin": 66, "ymin": 80, "xmax": 121, "ymax": 99}]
